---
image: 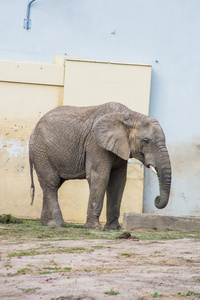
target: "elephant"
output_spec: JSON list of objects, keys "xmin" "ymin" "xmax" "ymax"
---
[{"xmin": 29, "ymin": 102, "xmax": 171, "ymax": 229}]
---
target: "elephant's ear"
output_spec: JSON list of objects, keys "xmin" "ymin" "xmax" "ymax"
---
[{"xmin": 92, "ymin": 114, "xmax": 130, "ymax": 161}]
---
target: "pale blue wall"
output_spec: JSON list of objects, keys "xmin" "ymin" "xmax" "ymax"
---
[{"xmin": 1, "ymin": 0, "xmax": 200, "ymax": 216}]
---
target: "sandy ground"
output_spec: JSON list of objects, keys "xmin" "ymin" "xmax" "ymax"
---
[{"xmin": 0, "ymin": 238, "xmax": 200, "ymax": 300}]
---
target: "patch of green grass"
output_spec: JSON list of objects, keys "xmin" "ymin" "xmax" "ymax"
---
[
  {"xmin": 104, "ymin": 288, "xmax": 120, "ymax": 295},
  {"xmin": 152, "ymin": 291, "xmax": 162, "ymax": 297},
  {"xmin": 121, "ymin": 252, "xmax": 131, "ymax": 257},
  {"xmin": 177, "ymin": 291, "xmax": 200, "ymax": 296},
  {"xmin": 17, "ymin": 268, "xmax": 26, "ymax": 275},
  {"xmin": 7, "ymin": 272, "xmax": 16, "ymax": 277},
  {"xmin": 39, "ymin": 270, "xmax": 53, "ymax": 275},
  {"xmin": 18, "ymin": 287, "xmax": 41, "ymax": 293},
  {"xmin": 43, "ymin": 266, "xmax": 59, "ymax": 270},
  {"xmin": 7, "ymin": 268, "xmax": 32, "ymax": 276},
  {"xmin": 0, "ymin": 219, "xmax": 119, "ymax": 241},
  {"xmin": 4, "ymin": 262, "xmax": 12, "ymax": 268},
  {"xmin": 132, "ymin": 229, "xmax": 200, "ymax": 240},
  {"xmin": 0, "ymin": 218, "xmax": 200, "ymax": 242},
  {"xmin": 8, "ymin": 247, "xmax": 86, "ymax": 258},
  {"xmin": 66, "ymin": 223, "xmax": 84, "ymax": 228},
  {"xmin": 39, "ymin": 266, "xmax": 72, "ymax": 274},
  {"xmin": 63, "ymin": 267, "xmax": 72, "ymax": 271}
]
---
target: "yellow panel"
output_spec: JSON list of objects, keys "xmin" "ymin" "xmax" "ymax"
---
[
  {"xmin": 63, "ymin": 59, "xmax": 151, "ymax": 115},
  {"xmin": 0, "ymin": 79, "xmax": 63, "ymax": 220},
  {"xmin": 0, "ymin": 82, "xmax": 63, "ymax": 119},
  {"xmin": 0, "ymin": 60, "xmax": 64, "ymax": 86}
]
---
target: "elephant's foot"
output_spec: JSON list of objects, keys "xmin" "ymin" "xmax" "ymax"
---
[
  {"xmin": 83, "ymin": 220, "xmax": 103, "ymax": 230},
  {"xmin": 41, "ymin": 208, "xmax": 66, "ymax": 228},
  {"xmin": 104, "ymin": 220, "xmax": 121, "ymax": 230},
  {"xmin": 41, "ymin": 218, "xmax": 66, "ymax": 228}
]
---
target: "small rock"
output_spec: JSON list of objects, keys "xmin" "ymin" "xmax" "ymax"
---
[
  {"xmin": 116, "ymin": 231, "xmax": 131, "ymax": 239},
  {"xmin": 116, "ymin": 231, "xmax": 139, "ymax": 241}
]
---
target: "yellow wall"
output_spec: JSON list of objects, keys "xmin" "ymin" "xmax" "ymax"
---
[{"xmin": 0, "ymin": 56, "xmax": 151, "ymax": 224}]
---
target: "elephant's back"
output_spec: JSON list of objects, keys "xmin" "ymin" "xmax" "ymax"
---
[
  {"xmin": 35, "ymin": 102, "xmax": 131, "ymax": 131},
  {"xmin": 40, "ymin": 102, "xmax": 130, "ymax": 120},
  {"xmin": 32, "ymin": 102, "xmax": 131, "ymax": 139}
]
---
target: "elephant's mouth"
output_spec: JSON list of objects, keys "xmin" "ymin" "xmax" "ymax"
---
[
  {"xmin": 149, "ymin": 165, "xmax": 157, "ymax": 175},
  {"xmin": 133, "ymin": 151, "xmax": 145, "ymax": 164},
  {"xmin": 132, "ymin": 153, "xmax": 157, "ymax": 176}
]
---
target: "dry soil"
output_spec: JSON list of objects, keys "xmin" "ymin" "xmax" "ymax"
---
[{"xmin": 0, "ymin": 238, "xmax": 200, "ymax": 299}]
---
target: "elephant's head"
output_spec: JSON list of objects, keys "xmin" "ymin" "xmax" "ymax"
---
[{"xmin": 93, "ymin": 112, "xmax": 171, "ymax": 209}]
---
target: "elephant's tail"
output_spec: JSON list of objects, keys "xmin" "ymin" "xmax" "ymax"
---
[{"xmin": 29, "ymin": 156, "xmax": 35, "ymax": 206}]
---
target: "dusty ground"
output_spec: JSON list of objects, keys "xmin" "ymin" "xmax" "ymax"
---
[{"xmin": 0, "ymin": 237, "xmax": 200, "ymax": 300}]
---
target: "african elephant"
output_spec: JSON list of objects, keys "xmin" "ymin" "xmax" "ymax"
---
[{"xmin": 29, "ymin": 102, "xmax": 171, "ymax": 229}]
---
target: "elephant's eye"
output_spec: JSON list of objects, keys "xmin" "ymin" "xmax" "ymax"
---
[{"xmin": 142, "ymin": 138, "xmax": 149, "ymax": 145}]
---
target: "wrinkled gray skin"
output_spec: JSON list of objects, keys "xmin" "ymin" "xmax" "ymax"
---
[{"xmin": 29, "ymin": 102, "xmax": 171, "ymax": 229}]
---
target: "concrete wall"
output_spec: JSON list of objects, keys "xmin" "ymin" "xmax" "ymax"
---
[
  {"xmin": 1, "ymin": 0, "xmax": 200, "ymax": 217},
  {"xmin": 0, "ymin": 57, "xmax": 151, "ymax": 223}
]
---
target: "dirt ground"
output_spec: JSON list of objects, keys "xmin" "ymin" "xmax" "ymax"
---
[{"xmin": 0, "ymin": 238, "xmax": 200, "ymax": 300}]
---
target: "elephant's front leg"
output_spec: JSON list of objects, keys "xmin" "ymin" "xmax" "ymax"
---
[
  {"xmin": 105, "ymin": 162, "xmax": 127, "ymax": 230},
  {"xmin": 84, "ymin": 170, "xmax": 110, "ymax": 229}
]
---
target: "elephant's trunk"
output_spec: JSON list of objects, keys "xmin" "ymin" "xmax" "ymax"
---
[{"xmin": 153, "ymin": 147, "xmax": 172, "ymax": 209}]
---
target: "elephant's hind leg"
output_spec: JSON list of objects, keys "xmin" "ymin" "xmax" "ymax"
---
[
  {"xmin": 41, "ymin": 186, "xmax": 66, "ymax": 227},
  {"xmin": 34, "ymin": 158, "xmax": 66, "ymax": 227}
]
